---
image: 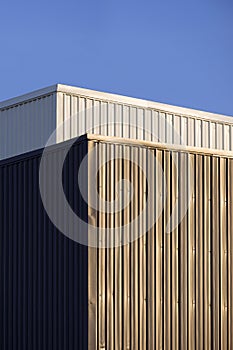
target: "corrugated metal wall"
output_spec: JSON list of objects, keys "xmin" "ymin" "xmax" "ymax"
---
[
  {"xmin": 57, "ymin": 90, "xmax": 233, "ymax": 151},
  {"xmin": 87, "ymin": 138, "xmax": 233, "ymax": 350},
  {"xmin": 0, "ymin": 139, "xmax": 89, "ymax": 350},
  {"xmin": 1, "ymin": 85, "xmax": 233, "ymax": 161},
  {"xmin": 0, "ymin": 93, "xmax": 56, "ymax": 159},
  {"xmin": 1, "ymin": 134, "xmax": 233, "ymax": 349}
]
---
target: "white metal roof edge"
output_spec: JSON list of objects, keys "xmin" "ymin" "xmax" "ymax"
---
[
  {"xmin": 0, "ymin": 83, "xmax": 232, "ymax": 124},
  {"xmin": 0, "ymin": 85, "xmax": 57, "ymax": 109},
  {"xmin": 57, "ymin": 84, "xmax": 233, "ymax": 124}
]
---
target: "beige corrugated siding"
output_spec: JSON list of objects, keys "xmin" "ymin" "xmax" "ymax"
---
[{"xmin": 87, "ymin": 137, "xmax": 233, "ymax": 350}]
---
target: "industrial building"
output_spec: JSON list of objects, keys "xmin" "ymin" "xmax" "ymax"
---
[{"xmin": 1, "ymin": 85, "xmax": 233, "ymax": 349}]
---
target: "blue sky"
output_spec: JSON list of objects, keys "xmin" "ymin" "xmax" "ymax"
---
[{"xmin": 0, "ymin": 0, "xmax": 232, "ymax": 116}]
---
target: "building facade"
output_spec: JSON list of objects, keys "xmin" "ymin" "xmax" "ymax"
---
[{"xmin": 0, "ymin": 86, "xmax": 233, "ymax": 349}]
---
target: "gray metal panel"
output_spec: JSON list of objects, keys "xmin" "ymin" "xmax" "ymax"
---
[{"xmin": 0, "ymin": 93, "xmax": 57, "ymax": 159}]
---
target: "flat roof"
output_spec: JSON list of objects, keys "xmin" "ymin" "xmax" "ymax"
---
[{"xmin": 0, "ymin": 83, "xmax": 233, "ymax": 124}]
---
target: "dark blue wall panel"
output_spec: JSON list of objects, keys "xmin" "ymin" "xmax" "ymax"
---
[{"xmin": 0, "ymin": 138, "xmax": 89, "ymax": 350}]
